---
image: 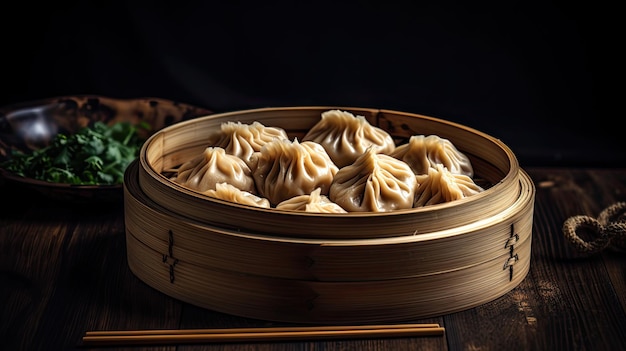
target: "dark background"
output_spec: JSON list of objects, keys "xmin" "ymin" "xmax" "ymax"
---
[{"xmin": 2, "ymin": 1, "xmax": 623, "ymax": 168}]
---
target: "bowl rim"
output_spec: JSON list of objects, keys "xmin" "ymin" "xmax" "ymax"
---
[{"xmin": 0, "ymin": 94, "xmax": 212, "ymax": 198}]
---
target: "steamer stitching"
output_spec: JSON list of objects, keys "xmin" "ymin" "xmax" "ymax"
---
[
  {"xmin": 503, "ymin": 223, "xmax": 519, "ymax": 281},
  {"xmin": 162, "ymin": 229, "xmax": 179, "ymax": 283}
]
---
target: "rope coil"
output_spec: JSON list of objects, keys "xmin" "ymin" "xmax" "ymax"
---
[{"xmin": 562, "ymin": 202, "xmax": 626, "ymax": 254}]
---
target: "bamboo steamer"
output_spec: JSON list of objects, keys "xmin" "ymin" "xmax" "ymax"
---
[{"xmin": 124, "ymin": 106, "xmax": 536, "ymax": 324}]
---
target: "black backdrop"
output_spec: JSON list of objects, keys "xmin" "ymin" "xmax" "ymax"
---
[{"xmin": 2, "ymin": 2, "xmax": 622, "ymax": 167}]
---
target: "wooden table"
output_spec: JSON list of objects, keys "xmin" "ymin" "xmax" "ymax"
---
[{"xmin": 1, "ymin": 167, "xmax": 625, "ymax": 351}]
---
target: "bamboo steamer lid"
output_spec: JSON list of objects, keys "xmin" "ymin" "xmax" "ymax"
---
[{"xmin": 124, "ymin": 107, "xmax": 536, "ymax": 324}]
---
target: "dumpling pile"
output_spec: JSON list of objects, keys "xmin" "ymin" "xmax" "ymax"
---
[{"xmin": 168, "ymin": 110, "xmax": 486, "ymax": 213}]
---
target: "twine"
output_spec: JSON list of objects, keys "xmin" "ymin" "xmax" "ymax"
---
[{"xmin": 562, "ymin": 202, "xmax": 626, "ymax": 254}]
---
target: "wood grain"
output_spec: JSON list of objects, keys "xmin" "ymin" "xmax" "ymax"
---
[{"xmin": 1, "ymin": 168, "xmax": 625, "ymax": 350}]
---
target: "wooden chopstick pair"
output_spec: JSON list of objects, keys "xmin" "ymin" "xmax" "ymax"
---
[{"xmin": 82, "ymin": 323, "xmax": 445, "ymax": 346}]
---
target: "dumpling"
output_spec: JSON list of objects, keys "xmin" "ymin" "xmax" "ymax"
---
[
  {"xmin": 302, "ymin": 110, "xmax": 396, "ymax": 168},
  {"xmin": 207, "ymin": 121, "xmax": 289, "ymax": 165},
  {"xmin": 251, "ymin": 138, "xmax": 339, "ymax": 206},
  {"xmin": 203, "ymin": 182, "xmax": 271, "ymax": 208},
  {"xmin": 276, "ymin": 188, "xmax": 347, "ymax": 213},
  {"xmin": 413, "ymin": 164, "xmax": 484, "ymax": 207},
  {"xmin": 329, "ymin": 146, "xmax": 418, "ymax": 212},
  {"xmin": 171, "ymin": 147, "xmax": 256, "ymax": 193},
  {"xmin": 390, "ymin": 134, "xmax": 474, "ymax": 177}
]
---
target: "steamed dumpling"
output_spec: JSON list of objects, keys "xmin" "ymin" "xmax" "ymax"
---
[
  {"xmin": 413, "ymin": 164, "xmax": 484, "ymax": 207},
  {"xmin": 302, "ymin": 110, "xmax": 395, "ymax": 168},
  {"xmin": 207, "ymin": 121, "xmax": 289, "ymax": 165},
  {"xmin": 171, "ymin": 147, "xmax": 256, "ymax": 193},
  {"xmin": 203, "ymin": 182, "xmax": 271, "ymax": 208},
  {"xmin": 390, "ymin": 134, "xmax": 474, "ymax": 177},
  {"xmin": 276, "ymin": 188, "xmax": 347, "ymax": 213},
  {"xmin": 329, "ymin": 147, "xmax": 418, "ymax": 212},
  {"xmin": 251, "ymin": 139, "xmax": 339, "ymax": 206}
]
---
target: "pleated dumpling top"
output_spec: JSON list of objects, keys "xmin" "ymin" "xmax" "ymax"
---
[
  {"xmin": 303, "ymin": 110, "xmax": 395, "ymax": 168},
  {"xmin": 390, "ymin": 134, "xmax": 474, "ymax": 177},
  {"xmin": 276, "ymin": 187, "xmax": 347, "ymax": 213},
  {"xmin": 207, "ymin": 121, "xmax": 289, "ymax": 166},
  {"xmin": 329, "ymin": 147, "xmax": 418, "ymax": 212},
  {"xmin": 203, "ymin": 182, "xmax": 271, "ymax": 208},
  {"xmin": 413, "ymin": 164, "xmax": 484, "ymax": 207},
  {"xmin": 251, "ymin": 138, "xmax": 339, "ymax": 206},
  {"xmin": 171, "ymin": 146, "xmax": 256, "ymax": 194}
]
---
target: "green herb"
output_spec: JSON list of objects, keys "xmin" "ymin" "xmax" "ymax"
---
[{"xmin": 1, "ymin": 121, "xmax": 150, "ymax": 185}]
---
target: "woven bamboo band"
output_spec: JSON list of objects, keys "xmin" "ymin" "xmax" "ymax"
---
[{"xmin": 562, "ymin": 202, "xmax": 626, "ymax": 254}]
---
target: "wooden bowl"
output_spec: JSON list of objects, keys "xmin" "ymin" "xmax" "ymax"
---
[
  {"xmin": 0, "ymin": 95, "xmax": 211, "ymax": 203},
  {"xmin": 124, "ymin": 106, "xmax": 535, "ymax": 324}
]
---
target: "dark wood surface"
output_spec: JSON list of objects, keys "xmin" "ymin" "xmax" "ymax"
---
[{"xmin": 1, "ymin": 167, "xmax": 625, "ymax": 351}]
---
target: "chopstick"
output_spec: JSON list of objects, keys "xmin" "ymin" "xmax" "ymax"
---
[{"xmin": 82, "ymin": 323, "xmax": 444, "ymax": 346}]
